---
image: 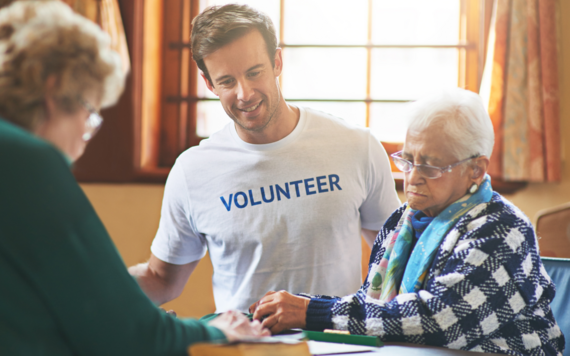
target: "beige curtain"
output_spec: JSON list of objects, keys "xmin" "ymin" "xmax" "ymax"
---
[
  {"xmin": 62, "ymin": 0, "xmax": 130, "ymax": 74},
  {"xmin": 480, "ymin": 0, "xmax": 560, "ymax": 182}
]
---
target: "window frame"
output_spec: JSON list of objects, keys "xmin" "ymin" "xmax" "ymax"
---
[{"xmin": 74, "ymin": 0, "xmax": 526, "ymax": 194}]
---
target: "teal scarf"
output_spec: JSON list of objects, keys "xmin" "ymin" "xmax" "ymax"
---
[{"xmin": 367, "ymin": 175, "xmax": 493, "ymax": 301}]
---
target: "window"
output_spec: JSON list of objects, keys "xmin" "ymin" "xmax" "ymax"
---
[
  {"xmin": 76, "ymin": 0, "xmax": 527, "ymax": 193},
  {"xmin": 147, "ymin": 0, "xmax": 486, "ymax": 173}
]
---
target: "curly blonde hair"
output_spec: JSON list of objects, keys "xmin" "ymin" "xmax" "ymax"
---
[{"xmin": 0, "ymin": 0, "xmax": 125, "ymax": 130}]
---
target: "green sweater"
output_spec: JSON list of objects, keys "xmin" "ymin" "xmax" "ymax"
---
[{"xmin": 0, "ymin": 118, "xmax": 225, "ymax": 355}]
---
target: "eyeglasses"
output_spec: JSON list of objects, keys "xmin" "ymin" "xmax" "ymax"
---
[
  {"xmin": 390, "ymin": 150, "xmax": 478, "ymax": 179},
  {"xmin": 79, "ymin": 98, "xmax": 103, "ymax": 141}
]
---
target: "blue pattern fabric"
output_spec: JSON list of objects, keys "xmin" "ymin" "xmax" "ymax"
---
[
  {"xmin": 304, "ymin": 193, "xmax": 565, "ymax": 355},
  {"xmin": 411, "ymin": 212, "xmax": 434, "ymax": 240}
]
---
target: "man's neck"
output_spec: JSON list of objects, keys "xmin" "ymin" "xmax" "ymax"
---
[{"xmin": 235, "ymin": 100, "xmax": 300, "ymax": 145}]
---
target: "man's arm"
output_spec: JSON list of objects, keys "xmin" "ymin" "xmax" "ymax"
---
[
  {"xmin": 129, "ymin": 253, "xmax": 199, "ymax": 305},
  {"xmin": 361, "ymin": 228, "xmax": 379, "ymax": 248}
]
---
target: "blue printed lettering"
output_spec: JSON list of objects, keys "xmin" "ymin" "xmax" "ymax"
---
[
  {"xmin": 261, "ymin": 186, "xmax": 275, "ymax": 203},
  {"xmin": 222, "ymin": 174, "xmax": 341, "ymax": 211},
  {"xmin": 220, "ymin": 194, "xmax": 233, "ymax": 211},
  {"xmin": 316, "ymin": 176, "xmax": 328, "ymax": 193},
  {"xmin": 249, "ymin": 189, "xmax": 261, "ymax": 206},
  {"xmin": 290, "ymin": 180, "xmax": 303, "ymax": 198},
  {"xmin": 329, "ymin": 174, "xmax": 342, "ymax": 191},
  {"xmin": 276, "ymin": 183, "xmax": 290, "ymax": 201},
  {"xmin": 234, "ymin": 191, "xmax": 248, "ymax": 209},
  {"xmin": 304, "ymin": 178, "xmax": 316, "ymax": 195}
]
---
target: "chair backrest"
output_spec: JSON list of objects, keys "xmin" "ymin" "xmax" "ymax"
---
[
  {"xmin": 542, "ymin": 257, "xmax": 570, "ymax": 356},
  {"xmin": 536, "ymin": 203, "xmax": 570, "ymax": 258}
]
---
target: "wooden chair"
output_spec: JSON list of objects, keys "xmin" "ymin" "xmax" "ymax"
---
[{"xmin": 536, "ymin": 202, "xmax": 570, "ymax": 258}]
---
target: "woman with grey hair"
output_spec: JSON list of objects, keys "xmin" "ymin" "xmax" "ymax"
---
[
  {"xmin": 250, "ymin": 88, "xmax": 565, "ymax": 355},
  {"xmin": 0, "ymin": 2, "xmax": 267, "ymax": 355}
]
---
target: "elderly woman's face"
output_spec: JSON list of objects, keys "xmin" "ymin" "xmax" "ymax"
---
[
  {"xmin": 403, "ymin": 126, "xmax": 473, "ymax": 217},
  {"xmin": 35, "ymin": 91, "xmax": 101, "ymax": 162}
]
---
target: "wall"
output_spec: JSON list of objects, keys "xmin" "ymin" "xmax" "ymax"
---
[
  {"xmin": 80, "ymin": 0, "xmax": 570, "ymax": 318},
  {"xmin": 80, "ymin": 184, "xmax": 215, "ymax": 318}
]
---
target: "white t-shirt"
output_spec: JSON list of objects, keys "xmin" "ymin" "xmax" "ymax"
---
[{"xmin": 151, "ymin": 107, "xmax": 401, "ymax": 312}]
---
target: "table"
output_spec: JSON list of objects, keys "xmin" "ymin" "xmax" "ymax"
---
[
  {"xmin": 350, "ymin": 342, "xmax": 504, "ymax": 356},
  {"xmin": 275, "ymin": 331, "xmax": 505, "ymax": 355}
]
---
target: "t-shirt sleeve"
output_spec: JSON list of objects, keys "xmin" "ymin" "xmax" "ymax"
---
[
  {"xmin": 151, "ymin": 159, "xmax": 207, "ymax": 264},
  {"xmin": 0, "ymin": 141, "xmax": 225, "ymax": 356},
  {"xmin": 359, "ymin": 133, "xmax": 401, "ymax": 231}
]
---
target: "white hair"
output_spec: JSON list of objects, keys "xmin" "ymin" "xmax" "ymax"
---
[{"xmin": 406, "ymin": 88, "xmax": 494, "ymax": 160}]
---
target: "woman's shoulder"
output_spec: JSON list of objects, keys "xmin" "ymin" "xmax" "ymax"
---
[
  {"xmin": 383, "ymin": 204, "xmax": 407, "ymax": 232},
  {"xmin": 453, "ymin": 191, "xmax": 536, "ymax": 250},
  {"xmin": 0, "ymin": 118, "xmax": 67, "ymax": 169},
  {"xmin": 464, "ymin": 192, "xmax": 533, "ymax": 228},
  {"xmin": 0, "ymin": 118, "xmax": 71, "ymax": 190}
]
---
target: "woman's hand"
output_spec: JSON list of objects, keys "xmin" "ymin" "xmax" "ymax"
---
[
  {"xmin": 159, "ymin": 308, "xmax": 177, "ymax": 317},
  {"xmin": 208, "ymin": 310, "xmax": 270, "ymax": 342},
  {"xmin": 249, "ymin": 290, "xmax": 310, "ymax": 334}
]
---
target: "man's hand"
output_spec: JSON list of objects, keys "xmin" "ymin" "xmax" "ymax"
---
[
  {"xmin": 208, "ymin": 310, "xmax": 270, "ymax": 342},
  {"xmin": 249, "ymin": 290, "xmax": 309, "ymax": 334}
]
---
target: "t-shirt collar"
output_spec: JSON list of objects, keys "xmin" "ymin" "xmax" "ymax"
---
[{"xmin": 229, "ymin": 106, "xmax": 306, "ymax": 152}]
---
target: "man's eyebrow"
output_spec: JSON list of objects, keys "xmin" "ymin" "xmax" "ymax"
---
[
  {"xmin": 246, "ymin": 64, "xmax": 264, "ymax": 72},
  {"xmin": 214, "ymin": 64, "xmax": 265, "ymax": 83},
  {"xmin": 214, "ymin": 74, "xmax": 233, "ymax": 83}
]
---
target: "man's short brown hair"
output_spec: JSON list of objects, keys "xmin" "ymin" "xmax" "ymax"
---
[{"xmin": 191, "ymin": 4, "xmax": 278, "ymax": 85}]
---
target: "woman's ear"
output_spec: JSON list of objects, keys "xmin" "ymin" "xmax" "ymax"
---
[
  {"xmin": 43, "ymin": 75, "xmax": 59, "ymax": 119},
  {"xmin": 471, "ymin": 156, "xmax": 490, "ymax": 182}
]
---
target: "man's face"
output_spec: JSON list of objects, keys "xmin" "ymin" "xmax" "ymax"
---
[{"xmin": 203, "ymin": 30, "xmax": 283, "ymax": 134}]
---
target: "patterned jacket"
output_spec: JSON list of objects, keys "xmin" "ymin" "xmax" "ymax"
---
[{"xmin": 304, "ymin": 193, "xmax": 565, "ymax": 355}]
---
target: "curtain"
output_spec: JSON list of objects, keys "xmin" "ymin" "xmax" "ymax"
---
[
  {"xmin": 480, "ymin": 0, "xmax": 560, "ymax": 182},
  {"xmin": 62, "ymin": 0, "xmax": 130, "ymax": 75}
]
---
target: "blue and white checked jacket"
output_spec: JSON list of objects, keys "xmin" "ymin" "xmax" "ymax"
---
[{"xmin": 304, "ymin": 193, "xmax": 565, "ymax": 355}]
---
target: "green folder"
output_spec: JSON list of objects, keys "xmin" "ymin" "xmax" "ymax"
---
[
  {"xmin": 199, "ymin": 313, "xmax": 253, "ymax": 323},
  {"xmin": 302, "ymin": 330, "xmax": 383, "ymax": 347},
  {"xmin": 199, "ymin": 313, "xmax": 382, "ymax": 347}
]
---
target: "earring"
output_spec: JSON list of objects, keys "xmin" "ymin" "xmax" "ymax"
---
[{"xmin": 469, "ymin": 183, "xmax": 478, "ymax": 194}]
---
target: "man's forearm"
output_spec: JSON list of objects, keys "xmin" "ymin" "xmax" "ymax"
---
[
  {"xmin": 128, "ymin": 262, "xmax": 172, "ymax": 305},
  {"xmin": 128, "ymin": 255, "xmax": 199, "ymax": 305}
]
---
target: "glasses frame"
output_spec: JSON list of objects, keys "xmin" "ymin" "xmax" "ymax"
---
[
  {"xmin": 79, "ymin": 98, "xmax": 103, "ymax": 141},
  {"xmin": 390, "ymin": 150, "xmax": 479, "ymax": 179}
]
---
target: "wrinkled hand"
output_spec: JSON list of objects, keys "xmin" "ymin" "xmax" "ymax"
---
[
  {"xmin": 249, "ymin": 290, "xmax": 309, "ymax": 334},
  {"xmin": 208, "ymin": 310, "xmax": 270, "ymax": 342},
  {"xmin": 160, "ymin": 308, "xmax": 177, "ymax": 317}
]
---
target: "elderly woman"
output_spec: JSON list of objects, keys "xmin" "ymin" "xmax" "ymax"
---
[
  {"xmin": 0, "ymin": 2, "xmax": 267, "ymax": 355},
  {"xmin": 251, "ymin": 88, "xmax": 565, "ymax": 355}
]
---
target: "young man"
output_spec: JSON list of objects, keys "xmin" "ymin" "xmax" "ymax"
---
[{"xmin": 129, "ymin": 4, "xmax": 400, "ymax": 313}]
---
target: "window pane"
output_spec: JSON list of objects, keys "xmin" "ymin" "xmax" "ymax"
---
[
  {"xmin": 200, "ymin": 0, "xmax": 281, "ymax": 39},
  {"xmin": 196, "ymin": 100, "xmax": 232, "ymax": 137},
  {"xmin": 372, "ymin": 0, "xmax": 460, "ymax": 44},
  {"xmin": 282, "ymin": 48, "xmax": 367, "ymax": 100},
  {"xmin": 294, "ymin": 101, "xmax": 366, "ymax": 128},
  {"xmin": 369, "ymin": 103, "xmax": 410, "ymax": 142},
  {"xmin": 283, "ymin": 0, "xmax": 368, "ymax": 45},
  {"xmin": 370, "ymin": 48, "xmax": 458, "ymax": 100}
]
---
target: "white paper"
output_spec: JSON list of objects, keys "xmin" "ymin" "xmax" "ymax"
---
[{"xmin": 308, "ymin": 340, "xmax": 379, "ymax": 355}]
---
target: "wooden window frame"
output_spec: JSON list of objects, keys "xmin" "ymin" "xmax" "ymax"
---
[{"xmin": 74, "ymin": 0, "xmax": 526, "ymax": 194}]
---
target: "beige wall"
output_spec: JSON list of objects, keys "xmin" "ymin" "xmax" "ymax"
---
[{"xmin": 80, "ymin": 0, "xmax": 570, "ymax": 318}]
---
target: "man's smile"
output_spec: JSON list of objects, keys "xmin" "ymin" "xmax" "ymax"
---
[{"xmin": 238, "ymin": 101, "xmax": 262, "ymax": 112}]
